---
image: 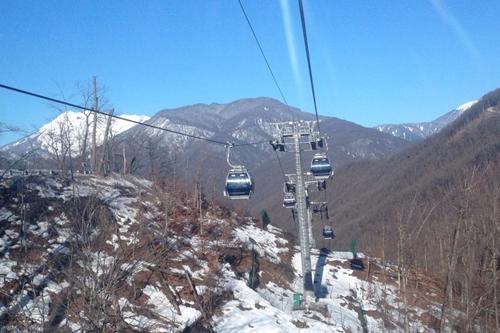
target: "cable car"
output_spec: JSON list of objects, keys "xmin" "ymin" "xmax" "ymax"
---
[
  {"xmin": 283, "ymin": 192, "xmax": 296, "ymax": 209},
  {"xmin": 283, "ymin": 182, "xmax": 296, "ymax": 208},
  {"xmin": 224, "ymin": 167, "xmax": 253, "ymax": 200},
  {"xmin": 310, "ymin": 153, "xmax": 333, "ymax": 180},
  {"xmin": 322, "ymin": 225, "xmax": 335, "ymax": 239}
]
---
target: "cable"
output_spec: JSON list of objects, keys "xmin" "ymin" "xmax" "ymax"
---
[
  {"xmin": 237, "ymin": 0, "xmax": 292, "ymax": 184},
  {"xmin": 237, "ymin": 0, "xmax": 294, "ymax": 117},
  {"xmin": 274, "ymin": 149, "xmax": 287, "ymax": 183},
  {"xmin": 234, "ymin": 139, "xmax": 269, "ymax": 147},
  {"xmin": 297, "ymin": 0, "xmax": 321, "ymax": 134},
  {"xmin": 0, "ymin": 83, "xmax": 262, "ymax": 148}
]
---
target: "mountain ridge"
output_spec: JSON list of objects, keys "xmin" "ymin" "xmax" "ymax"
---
[
  {"xmin": 374, "ymin": 100, "xmax": 478, "ymax": 141},
  {"xmin": 0, "ymin": 111, "xmax": 150, "ymax": 159}
]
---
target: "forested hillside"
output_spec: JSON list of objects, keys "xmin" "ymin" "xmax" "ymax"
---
[{"xmin": 328, "ymin": 88, "xmax": 500, "ymax": 330}]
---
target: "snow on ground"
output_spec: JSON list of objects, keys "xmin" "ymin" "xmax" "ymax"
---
[
  {"xmin": 27, "ymin": 174, "xmax": 149, "ymax": 248},
  {"xmin": 0, "ymin": 260, "xmax": 18, "ymax": 288},
  {"xmin": 27, "ymin": 177, "xmax": 63, "ymax": 198},
  {"xmin": 22, "ymin": 292, "xmax": 51, "ymax": 325},
  {"xmin": 142, "ymin": 284, "xmax": 202, "ymax": 332},
  {"xmin": 0, "ymin": 207, "xmax": 16, "ymax": 222},
  {"xmin": 215, "ymin": 235, "xmax": 437, "ymax": 333},
  {"xmin": 233, "ymin": 223, "xmax": 289, "ymax": 264},
  {"xmin": 216, "ymin": 265, "xmax": 342, "ymax": 332},
  {"xmin": 1, "ymin": 174, "xmax": 442, "ymax": 332}
]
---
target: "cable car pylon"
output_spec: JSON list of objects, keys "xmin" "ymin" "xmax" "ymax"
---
[
  {"xmin": 271, "ymin": 120, "xmax": 335, "ymax": 306},
  {"xmin": 271, "ymin": 121, "xmax": 318, "ymax": 303}
]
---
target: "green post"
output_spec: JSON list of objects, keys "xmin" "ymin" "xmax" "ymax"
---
[
  {"xmin": 260, "ymin": 210, "xmax": 271, "ymax": 230},
  {"xmin": 351, "ymin": 239, "xmax": 357, "ymax": 259},
  {"xmin": 248, "ymin": 270, "xmax": 253, "ymax": 288},
  {"xmin": 293, "ymin": 293, "xmax": 302, "ymax": 309}
]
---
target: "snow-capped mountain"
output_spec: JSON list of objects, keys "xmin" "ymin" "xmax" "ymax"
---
[
  {"xmin": 1, "ymin": 111, "xmax": 149, "ymax": 158},
  {"xmin": 375, "ymin": 100, "xmax": 478, "ymax": 141},
  {"xmin": 0, "ymin": 97, "xmax": 410, "ymax": 222},
  {"xmin": 2, "ymin": 98, "xmax": 409, "ymax": 169}
]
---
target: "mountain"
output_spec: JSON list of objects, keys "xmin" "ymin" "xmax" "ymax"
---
[
  {"xmin": 122, "ymin": 94, "xmax": 406, "ymax": 166},
  {"xmin": 0, "ymin": 97, "xmax": 411, "ymax": 235},
  {"xmin": 256, "ymin": 89, "xmax": 499, "ymax": 331},
  {"xmin": 1, "ymin": 98, "xmax": 408, "ymax": 174},
  {"xmin": 329, "ymin": 92, "xmax": 498, "ymax": 251},
  {"xmin": 115, "ymin": 97, "xmax": 409, "ymax": 183},
  {"xmin": 106, "ymin": 97, "xmax": 411, "ymax": 225},
  {"xmin": 0, "ymin": 171, "xmax": 449, "ymax": 331},
  {"xmin": 375, "ymin": 100, "xmax": 478, "ymax": 141},
  {"xmin": 0, "ymin": 111, "xmax": 149, "ymax": 160},
  {"xmin": 1, "ymin": 94, "xmax": 497, "ymax": 331},
  {"xmin": 319, "ymin": 89, "xmax": 500, "ymax": 330}
]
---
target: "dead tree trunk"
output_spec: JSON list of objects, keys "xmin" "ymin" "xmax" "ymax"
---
[
  {"xmin": 184, "ymin": 270, "xmax": 214, "ymax": 333},
  {"xmin": 122, "ymin": 145, "xmax": 127, "ymax": 175},
  {"xmin": 440, "ymin": 214, "xmax": 462, "ymax": 331},
  {"xmin": 81, "ymin": 111, "xmax": 91, "ymax": 166},
  {"xmin": 159, "ymin": 272, "xmax": 181, "ymax": 315},
  {"xmin": 493, "ymin": 212, "xmax": 499, "ymax": 331},
  {"xmin": 98, "ymin": 108, "xmax": 114, "ymax": 175},
  {"xmin": 91, "ymin": 76, "xmax": 98, "ymax": 173}
]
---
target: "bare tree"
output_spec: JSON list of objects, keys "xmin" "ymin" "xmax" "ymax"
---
[
  {"xmin": 97, "ymin": 108, "xmax": 114, "ymax": 175},
  {"xmin": 42, "ymin": 115, "xmax": 73, "ymax": 173},
  {"xmin": 75, "ymin": 81, "xmax": 95, "ymax": 168},
  {"xmin": 91, "ymin": 76, "xmax": 98, "ymax": 173}
]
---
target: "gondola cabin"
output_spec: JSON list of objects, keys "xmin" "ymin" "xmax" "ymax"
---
[
  {"xmin": 310, "ymin": 153, "xmax": 333, "ymax": 180},
  {"xmin": 322, "ymin": 225, "xmax": 335, "ymax": 239},
  {"xmin": 224, "ymin": 168, "xmax": 254, "ymax": 200},
  {"xmin": 283, "ymin": 192, "xmax": 296, "ymax": 208}
]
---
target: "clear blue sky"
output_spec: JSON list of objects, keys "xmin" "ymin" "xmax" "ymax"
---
[{"xmin": 1, "ymin": 0, "xmax": 500, "ymax": 145}]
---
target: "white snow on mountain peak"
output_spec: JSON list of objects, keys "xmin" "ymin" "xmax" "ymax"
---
[
  {"xmin": 5, "ymin": 110, "xmax": 149, "ymax": 156},
  {"xmin": 40, "ymin": 110, "xmax": 149, "ymax": 138},
  {"xmin": 455, "ymin": 100, "xmax": 478, "ymax": 113},
  {"xmin": 110, "ymin": 114, "xmax": 150, "ymax": 134},
  {"xmin": 375, "ymin": 99, "xmax": 480, "ymax": 142}
]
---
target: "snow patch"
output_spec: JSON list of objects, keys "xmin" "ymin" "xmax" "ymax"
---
[{"xmin": 233, "ymin": 224, "xmax": 289, "ymax": 263}]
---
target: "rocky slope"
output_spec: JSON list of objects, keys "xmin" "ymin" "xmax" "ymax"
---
[{"xmin": 0, "ymin": 172, "xmax": 445, "ymax": 332}]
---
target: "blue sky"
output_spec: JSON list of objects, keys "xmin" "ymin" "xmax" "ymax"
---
[{"xmin": 1, "ymin": 0, "xmax": 500, "ymax": 145}]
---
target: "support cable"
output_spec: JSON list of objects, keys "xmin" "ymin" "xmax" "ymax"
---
[
  {"xmin": 297, "ymin": 0, "xmax": 321, "ymax": 134},
  {"xmin": 237, "ymin": 0, "xmax": 293, "ymax": 182},
  {"xmin": 0, "ymin": 83, "xmax": 260, "ymax": 148},
  {"xmin": 274, "ymin": 149, "xmax": 287, "ymax": 183},
  {"xmin": 237, "ymin": 0, "xmax": 294, "ymax": 117}
]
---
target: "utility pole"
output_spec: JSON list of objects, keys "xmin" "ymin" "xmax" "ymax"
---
[{"xmin": 91, "ymin": 76, "xmax": 98, "ymax": 173}]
